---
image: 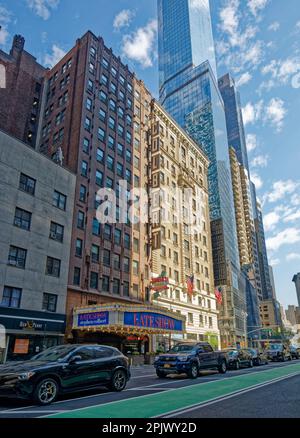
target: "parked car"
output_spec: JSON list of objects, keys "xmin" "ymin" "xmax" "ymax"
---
[
  {"xmin": 154, "ymin": 342, "xmax": 227, "ymax": 379},
  {"xmin": 290, "ymin": 346, "xmax": 300, "ymax": 360},
  {"xmin": 247, "ymin": 348, "xmax": 269, "ymax": 366},
  {"xmin": 0, "ymin": 344, "xmax": 130, "ymax": 405},
  {"xmin": 266, "ymin": 344, "xmax": 292, "ymax": 362},
  {"xmin": 225, "ymin": 349, "xmax": 254, "ymax": 370}
]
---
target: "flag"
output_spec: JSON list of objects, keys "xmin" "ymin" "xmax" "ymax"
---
[
  {"xmin": 215, "ymin": 287, "xmax": 223, "ymax": 305},
  {"xmin": 186, "ymin": 275, "xmax": 194, "ymax": 297}
]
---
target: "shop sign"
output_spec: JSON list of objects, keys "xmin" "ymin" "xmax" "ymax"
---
[
  {"xmin": 14, "ymin": 339, "xmax": 29, "ymax": 354},
  {"xmin": 19, "ymin": 320, "xmax": 44, "ymax": 330},
  {"xmin": 77, "ymin": 311, "xmax": 109, "ymax": 328},
  {"xmin": 124, "ymin": 312, "xmax": 183, "ymax": 332}
]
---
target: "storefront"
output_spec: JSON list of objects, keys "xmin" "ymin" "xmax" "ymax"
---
[
  {"xmin": 71, "ymin": 303, "xmax": 186, "ymax": 362},
  {"xmin": 0, "ymin": 307, "xmax": 66, "ymax": 362}
]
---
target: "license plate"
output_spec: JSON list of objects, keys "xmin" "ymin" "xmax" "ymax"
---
[{"xmin": 164, "ymin": 364, "xmax": 171, "ymax": 368}]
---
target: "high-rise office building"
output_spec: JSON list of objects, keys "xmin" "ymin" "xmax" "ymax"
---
[
  {"xmin": 292, "ymin": 273, "xmax": 300, "ymax": 307},
  {"xmin": 0, "ymin": 35, "xmax": 45, "ymax": 147},
  {"xmin": 158, "ymin": 0, "xmax": 245, "ymax": 347}
]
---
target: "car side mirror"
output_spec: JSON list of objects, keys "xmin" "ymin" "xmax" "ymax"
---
[{"xmin": 69, "ymin": 355, "xmax": 82, "ymax": 364}]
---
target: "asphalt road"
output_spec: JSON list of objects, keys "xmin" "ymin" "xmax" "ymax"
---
[{"xmin": 0, "ymin": 360, "xmax": 299, "ymax": 418}]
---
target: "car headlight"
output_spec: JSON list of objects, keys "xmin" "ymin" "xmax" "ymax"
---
[
  {"xmin": 18, "ymin": 372, "xmax": 36, "ymax": 381},
  {"xmin": 154, "ymin": 356, "xmax": 160, "ymax": 362},
  {"xmin": 178, "ymin": 356, "xmax": 189, "ymax": 362}
]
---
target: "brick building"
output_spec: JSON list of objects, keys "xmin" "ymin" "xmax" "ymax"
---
[{"xmin": 0, "ymin": 35, "xmax": 45, "ymax": 147}]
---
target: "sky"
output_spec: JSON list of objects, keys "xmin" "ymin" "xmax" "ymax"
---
[{"xmin": 0, "ymin": 0, "xmax": 300, "ymax": 309}]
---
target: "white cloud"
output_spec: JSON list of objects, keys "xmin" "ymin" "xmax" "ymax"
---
[
  {"xmin": 113, "ymin": 9, "xmax": 135, "ymax": 30},
  {"xmin": 251, "ymin": 172, "xmax": 263, "ymax": 190},
  {"xmin": 266, "ymin": 227, "xmax": 300, "ymax": 252},
  {"xmin": 283, "ymin": 210, "xmax": 300, "ymax": 223},
  {"xmin": 0, "ymin": 5, "xmax": 11, "ymax": 46},
  {"xmin": 251, "ymin": 154, "xmax": 268, "ymax": 168},
  {"xmin": 264, "ymin": 180, "xmax": 300, "ymax": 204},
  {"xmin": 26, "ymin": 0, "xmax": 59, "ymax": 20},
  {"xmin": 286, "ymin": 253, "xmax": 300, "ymax": 261},
  {"xmin": 246, "ymin": 133, "xmax": 259, "ymax": 153},
  {"xmin": 260, "ymin": 56, "xmax": 300, "ymax": 91},
  {"xmin": 263, "ymin": 211, "xmax": 280, "ymax": 232},
  {"xmin": 242, "ymin": 98, "xmax": 287, "ymax": 131},
  {"xmin": 269, "ymin": 258, "xmax": 280, "ymax": 266},
  {"xmin": 248, "ymin": 0, "xmax": 269, "ymax": 18},
  {"xmin": 268, "ymin": 21, "xmax": 280, "ymax": 32},
  {"xmin": 236, "ymin": 72, "xmax": 252, "ymax": 87},
  {"xmin": 242, "ymin": 101, "xmax": 263, "ymax": 125},
  {"xmin": 44, "ymin": 44, "xmax": 66, "ymax": 67},
  {"xmin": 122, "ymin": 19, "xmax": 158, "ymax": 68},
  {"xmin": 190, "ymin": 0, "xmax": 210, "ymax": 11}
]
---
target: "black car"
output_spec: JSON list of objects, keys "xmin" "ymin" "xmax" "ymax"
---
[
  {"xmin": 225, "ymin": 349, "xmax": 254, "ymax": 370},
  {"xmin": 154, "ymin": 342, "xmax": 227, "ymax": 379},
  {"xmin": 290, "ymin": 346, "xmax": 300, "ymax": 360},
  {"xmin": 266, "ymin": 344, "xmax": 292, "ymax": 362},
  {"xmin": 0, "ymin": 344, "xmax": 130, "ymax": 405},
  {"xmin": 247, "ymin": 348, "xmax": 269, "ymax": 366}
]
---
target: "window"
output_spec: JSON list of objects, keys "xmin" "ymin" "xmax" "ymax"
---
[
  {"xmin": 107, "ymin": 155, "xmax": 114, "ymax": 171},
  {"xmin": 126, "ymin": 131, "xmax": 132, "ymax": 145},
  {"xmin": 188, "ymin": 313, "xmax": 193, "ymax": 325},
  {"xmin": 103, "ymin": 249, "xmax": 111, "ymax": 266},
  {"xmin": 96, "ymin": 170, "xmax": 103, "ymax": 186},
  {"xmin": 113, "ymin": 279, "xmax": 120, "ymax": 295},
  {"xmin": 46, "ymin": 257, "xmax": 61, "ymax": 277},
  {"xmin": 117, "ymin": 143, "xmax": 124, "ymax": 156},
  {"xmin": 108, "ymin": 135, "xmax": 115, "ymax": 149},
  {"xmin": 75, "ymin": 239, "xmax": 83, "ymax": 257},
  {"xmin": 119, "ymin": 74, "xmax": 125, "ymax": 85},
  {"xmin": 111, "ymin": 66, "xmax": 117, "ymax": 77},
  {"xmin": 99, "ymin": 108, "xmax": 106, "ymax": 122},
  {"xmin": 124, "ymin": 257, "xmax": 130, "ymax": 273},
  {"xmin": 50, "ymin": 222, "xmax": 64, "ymax": 242},
  {"xmin": 102, "ymin": 58, "xmax": 109, "ymax": 69},
  {"xmin": 104, "ymin": 224, "xmax": 112, "ymax": 240},
  {"xmin": 53, "ymin": 191, "xmax": 67, "ymax": 210},
  {"xmin": 118, "ymin": 107, "xmax": 124, "ymax": 119},
  {"xmin": 91, "ymin": 244, "xmax": 100, "ymax": 263},
  {"xmin": 79, "ymin": 185, "xmax": 87, "ymax": 202},
  {"xmin": 102, "ymin": 276, "xmax": 110, "ymax": 292},
  {"xmin": 84, "ymin": 117, "xmax": 91, "ymax": 131},
  {"xmin": 110, "ymin": 82, "xmax": 117, "ymax": 95},
  {"xmin": 124, "ymin": 233, "xmax": 130, "ymax": 249},
  {"xmin": 83, "ymin": 138, "xmax": 90, "ymax": 153},
  {"xmin": 81, "ymin": 161, "xmax": 88, "ymax": 177},
  {"xmin": 109, "ymin": 116, "xmax": 115, "ymax": 130},
  {"xmin": 101, "ymin": 74, "xmax": 108, "ymax": 86},
  {"xmin": 42, "ymin": 293, "xmax": 57, "ymax": 313},
  {"xmin": 86, "ymin": 97, "xmax": 92, "ymax": 111},
  {"xmin": 19, "ymin": 173, "xmax": 36, "ymax": 196},
  {"xmin": 8, "ymin": 246, "xmax": 27, "ymax": 269},
  {"xmin": 119, "ymin": 90, "xmax": 125, "ymax": 102},
  {"xmin": 92, "ymin": 218, "xmax": 100, "ymax": 235},
  {"xmin": 126, "ymin": 149, "xmax": 132, "ymax": 163},
  {"xmin": 117, "ymin": 162, "xmax": 123, "ymax": 177},
  {"xmin": 109, "ymin": 99, "xmax": 116, "ymax": 112},
  {"xmin": 114, "ymin": 228, "xmax": 121, "ymax": 245},
  {"xmin": 89, "ymin": 62, "xmax": 95, "ymax": 74},
  {"xmin": 123, "ymin": 281, "xmax": 129, "ymax": 297},
  {"xmin": 14, "ymin": 208, "xmax": 31, "ymax": 230},
  {"xmin": 73, "ymin": 267, "xmax": 81, "ymax": 286},
  {"xmin": 1, "ymin": 287, "xmax": 22, "ymax": 308},
  {"xmin": 133, "ymin": 260, "xmax": 139, "ymax": 275},
  {"xmin": 118, "ymin": 124, "xmax": 124, "ymax": 137},
  {"xmin": 96, "ymin": 148, "xmax": 104, "ymax": 163},
  {"xmin": 113, "ymin": 254, "xmax": 121, "ymax": 270},
  {"xmin": 90, "ymin": 272, "xmax": 98, "ymax": 289},
  {"xmin": 90, "ymin": 46, "xmax": 96, "ymax": 57},
  {"xmin": 106, "ymin": 177, "xmax": 113, "ymax": 189},
  {"xmin": 99, "ymin": 90, "xmax": 107, "ymax": 102},
  {"xmin": 77, "ymin": 211, "xmax": 85, "ymax": 229},
  {"xmin": 127, "ymin": 83, "xmax": 133, "ymax": 93},
  {"xmin": 125, "ymin": 169, "xmax": 131, "ymax": 183},
  {"xmin": 98, "ymin": 127, "xmax": 105, "ymax": 142}
]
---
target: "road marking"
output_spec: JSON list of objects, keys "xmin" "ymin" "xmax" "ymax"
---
[
  {"xmin": 159, "ymin": 371, "xmax": 300, "ymax": 417},
  {"xmin": 44, "ymin": 363, "xmax": 300, "ymax": 418},
  {"xmin": 0, "ymin": 410, "xmax": 69, "ymax": 415},
  {"xmin": 128, "ymin": 388, "xmax": 168, "ymax": 391},
  {"xmin": 131, "ymin": 374, "xmax": 156, "ymax": 379}
]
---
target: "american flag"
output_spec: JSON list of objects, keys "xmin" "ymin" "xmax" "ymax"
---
[
  {"xmin": 186, "ymin": 275, "xmax": 194, "ymax": 297},
  {"xmin": 215, "ymin": 287, "xmax": 223, "ymax": 305}
]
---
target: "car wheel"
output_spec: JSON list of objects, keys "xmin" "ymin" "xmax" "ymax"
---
[
  {"xmin": 218, "ymin": 360, "xmax": 227, "ymax": 374},
  {"xmin": 188, "ymin": 363, "xmax": 199, "ymax": 379},
  {"xmin": 109, "ymin": 369, "xmax": 127, "ymax": 392},
  {"xmin": 234, "ymin": 360, "xmax": 240, "ymax": 370},
  {"xmin": 33, "ymin": 378, "xmax": 59, "ymax": 405},
  {"xmin": 156, "ymin": 369, "xmax": 167, "ymax": 379}
]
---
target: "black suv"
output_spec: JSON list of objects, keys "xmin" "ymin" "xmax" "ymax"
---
[
  {"xmin": 154, "ymin": 342, "xmax": 227, "ymax": 379},
  {"xmin": 0, "ymin": 344, "xmax": 130, "ymax": 405},
  {"xmin": 266, "ymin": 344, "xmax": 292, "ymax": 362}
]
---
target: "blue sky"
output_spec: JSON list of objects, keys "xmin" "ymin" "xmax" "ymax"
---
[{"xmin": 0, "ymin": 0, "xmax": 300, "ymax": 308}]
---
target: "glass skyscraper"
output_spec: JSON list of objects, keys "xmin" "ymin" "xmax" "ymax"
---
[{"xmin": 158, "ymin": 0, "xmax": 245, "ymax": 346}]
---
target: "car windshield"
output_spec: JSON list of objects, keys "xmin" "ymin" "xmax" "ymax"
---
[
  {"xmin": 227, "ymin": 351, "xmax": 238, "ymax": 356},
  {"xmin": 168, "ymin": 345, "xmax": 195, "ymax": 354},
  {"xmin": 269, "ymin": 345, "xmax": 282, "ymax": 350},
  {"xmin": 32, "ymin": 345, "xmax": 76, "ymax": 362}
]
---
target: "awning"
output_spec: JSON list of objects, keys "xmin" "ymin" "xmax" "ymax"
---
[{"xmin": 73, "ymin": 303, "xmax": 186, "ymax": 335}]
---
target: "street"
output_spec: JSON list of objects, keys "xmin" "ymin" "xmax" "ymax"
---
[{"xmin": 0, "ymin": 361, "xmax": 299, "ymax": 418}]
